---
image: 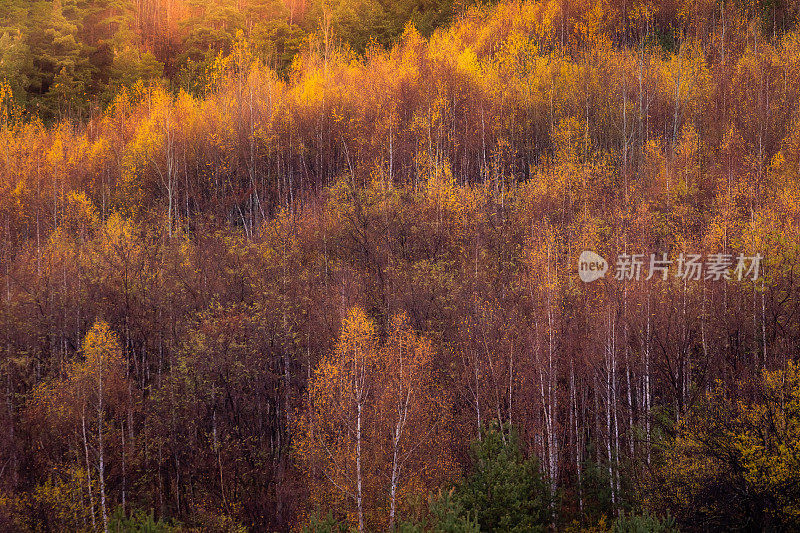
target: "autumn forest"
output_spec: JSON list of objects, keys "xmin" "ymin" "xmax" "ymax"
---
[{"xmin": 1, "ymin": 0, "xmax": 800, "ymax": 531}]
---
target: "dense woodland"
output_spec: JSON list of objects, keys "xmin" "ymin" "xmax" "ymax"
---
[
  {"xmin": 0, "ymin": 0, "xmax": 456, "ymax": 120},
  {"xmin": 2, "ymin": 0, "xmax": 800, "ymax": 531}
]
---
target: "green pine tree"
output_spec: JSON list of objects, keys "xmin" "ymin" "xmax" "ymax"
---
[{"xmin": 455, "ymin": 422, "xmax": 552, "ymax": 533}]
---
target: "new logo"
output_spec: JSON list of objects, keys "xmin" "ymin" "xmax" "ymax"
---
[{"xmin": 578, "ymin": 251, "xmax": 608, "ymax": 283}]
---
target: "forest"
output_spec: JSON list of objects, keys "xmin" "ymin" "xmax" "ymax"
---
[{"xmin": 1, "ymin": 0, "xmax": 800, "ymax": 531}]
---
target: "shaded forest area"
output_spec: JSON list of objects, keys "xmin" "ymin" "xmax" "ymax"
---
[{"xmin": 2, "ymin": 0, "xmax": 800, "ymax": 531}]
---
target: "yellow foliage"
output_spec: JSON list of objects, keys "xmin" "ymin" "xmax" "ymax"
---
[
  {"xmin": 655, "ymin": 363, "xmax": 800, "ymax": 527},
  {"xmin": 81, "ymin": 319, "xmax": 124, "ymax": 379},
  {"xmin": 426, "ymin": 162, "xmax": 473, "ymax": 216},
  {"xmin": 297, "ymin": 308, "xmax": 454, "ymax": 530}
]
